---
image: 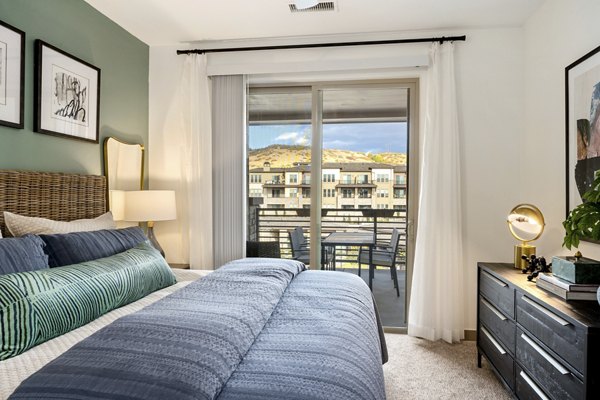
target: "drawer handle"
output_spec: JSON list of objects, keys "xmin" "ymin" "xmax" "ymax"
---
[
  {"xmin": 522, "ymin": 296, "xmax": 572, "ymax": 327},
  {"xmin": 481, "ymin": 298, "xmax": 507, "ymax": 321},
  {"xmin": 481, "ymin": 327, "xmax": 506, "ymax": 355},
  {"xmin": 519, "ymin": 371, "xmax": 550, "ymax": 400},
  {"xmin": 521, "ymin": 333, "xmax": 570, "ymax": 376},
  {"xmin": 482, "ymin": 271, "xmax": 508, "ymax": 287}
]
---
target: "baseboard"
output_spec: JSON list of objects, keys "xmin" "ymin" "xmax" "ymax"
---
[
  {"xmin": 464, "ymin": 329, "xmax": 476, "ymax": 341},
  {"xmin": 383, "ymin": 326, "xmax": 407, "ymax": 334},
  {"xmin": 382, "ymin": 327, "xmax": 476, "ymax": 340}
]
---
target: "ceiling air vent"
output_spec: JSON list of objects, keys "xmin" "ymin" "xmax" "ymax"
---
[{"xmin": 289, "ymin": 2, "xmax": 335, "ymax": 13}]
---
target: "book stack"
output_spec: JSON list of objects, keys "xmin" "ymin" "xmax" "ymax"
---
[{"xmin": 536, "ymin": 273, "xmax": 599, "ymax": 300}]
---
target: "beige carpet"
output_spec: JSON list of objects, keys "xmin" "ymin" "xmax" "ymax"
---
[{"xmin": 383, "ymin": 334, "xmax": 512, "ymax": 400}]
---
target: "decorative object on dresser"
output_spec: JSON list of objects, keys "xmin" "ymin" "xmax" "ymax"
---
[
  {"xmin": 552, "ymin": 254, "xmax": 600, "ymax": 284},
  {"xmin": 477, "ymin": 262, "xmax": 600, "ymax": 400},
  {"xmin": 521, "ymin": 254, "xmax": 551, "ymax": 281},
  {"xmin": 123, "ymin": 190, "xmax": 176, "ymax": 257},
  {"xmin": 34, "ymin": 40, "xmax": 100, "ymax": 143},
  {"xmin": 507, "ymin": 204, "xmax": 545, "ymax": 269},
  {"xmin": 536, "ymin": 272, "xmax": 599, "ymax": 301},
  {"xmin": 0, "ymin": 19, "xmax": 25, "ymax": 129}
]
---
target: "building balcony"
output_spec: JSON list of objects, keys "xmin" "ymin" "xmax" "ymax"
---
[{"xmin": 336, "ymin": 182, "xmax": 376, "ymax": 188}]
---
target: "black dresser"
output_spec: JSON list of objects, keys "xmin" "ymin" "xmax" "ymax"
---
[{"xmin": 477, "ymin": 262, "xmax": 600, "ymax": 400}]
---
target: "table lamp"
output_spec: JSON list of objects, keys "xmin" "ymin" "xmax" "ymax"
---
[
  {"xmin": 507, "ymin": 204, "xmax": 545, "ymax": 269},
  {"xmin": 123, "ymin": 190, "xmax": 176, "ymax": 257}
]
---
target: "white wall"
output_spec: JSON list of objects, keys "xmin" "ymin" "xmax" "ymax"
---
[
  {"xmin": 148, "ymin": 28, "xmax": 526, "ymax": 329},
  {"xmin": 455, "ymin": 28, "xmax": 525, "ymax": 330},
  {"xmin": 522, "ymin": 0, "xmax": 600, "ymax": 261},
  {"xmin": 148, "ymin": 45, "xmax": 188, "ymax": 264}
]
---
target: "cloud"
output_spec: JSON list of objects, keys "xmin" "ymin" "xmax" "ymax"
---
[
  {"xmin": 275, "ymin": 132, "xmax": 300, "ymax": 141},
  {"xmin": 296, "ymin": 136, "xmax": 309, "ymax": 146},
  {"xmin": 275, "ymin": 131, "xmax": 309, "ymax": 146}
]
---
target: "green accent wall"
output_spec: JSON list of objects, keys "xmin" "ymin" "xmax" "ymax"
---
[{"xmin": 0, "ymin": 0, "xmax": 148, "ymax": 176}]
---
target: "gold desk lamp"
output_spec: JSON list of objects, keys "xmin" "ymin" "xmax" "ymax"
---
[{"xmin": 507, "ymin": 204, "xmax": 545, "ymax": 269}]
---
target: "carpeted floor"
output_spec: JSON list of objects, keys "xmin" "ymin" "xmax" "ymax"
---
[{"xmin": 383, "ymin": 334, "xmax": 512, "ymax": 400}]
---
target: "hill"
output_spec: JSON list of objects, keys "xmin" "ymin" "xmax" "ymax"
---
[{"xmin": 249, "ymin": 145, "xmax": 406, "ymax": 169}]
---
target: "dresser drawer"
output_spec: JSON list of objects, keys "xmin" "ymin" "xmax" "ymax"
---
[
  {"xmin": 479, "ymin": 295, "xmax": 516, "ymax": 354},
  {"xmin": 516, "ymin": 292, "xmax": 585, "ymax": 373},
  {"xmin": 480, "ymin": 269, "xmax": 514, "ymax": 319},
  {"xmin": 516, "ymin": 329, "xmax": 584, "ymax": 400},
  {"xmin": 479, "ymin": 325, "xmax": 514, "ymax": 389},
  {"xmin": 516, "ymin": 365, "xmax": 551, "ymax": 400}
]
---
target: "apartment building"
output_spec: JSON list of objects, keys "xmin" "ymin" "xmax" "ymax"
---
[{"xmin": 249, "ymin": 162, "xmax": 407, "ymax": 210}]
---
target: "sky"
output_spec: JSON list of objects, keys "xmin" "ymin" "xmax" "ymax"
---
[{"xmin": 249, "ymin": 122, "xmax": 407, "ymax": 154}]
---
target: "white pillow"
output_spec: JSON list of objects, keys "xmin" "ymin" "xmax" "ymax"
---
[{"xmin": 4, "ymin": 211, "xmax": 116, "ymax": 237}]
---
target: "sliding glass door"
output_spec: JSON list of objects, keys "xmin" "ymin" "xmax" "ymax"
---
[{"xmin": 247, "ymin": 80, "xmax": 417, "ymax": 329}]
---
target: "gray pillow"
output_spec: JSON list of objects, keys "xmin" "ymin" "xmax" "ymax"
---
[
  {"xmin": 40, "ymin": 227, "xmax": 148, "ymax": 268},
  {"xmin": 0, "ymin": 235, "xmax": 49, "ymax": 275},
  {"xmin": 4, "ymin": 211, "xmax": 116, "ymax": 237}
]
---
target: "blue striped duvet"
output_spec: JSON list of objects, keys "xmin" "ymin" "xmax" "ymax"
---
[{"xmin": 10, "ymin": 258, "xmax": 386, "ymax": 400}]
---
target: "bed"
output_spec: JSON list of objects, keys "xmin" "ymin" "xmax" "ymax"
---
[{"xmin": 0, "ymin": 170, "xmax": 387, "ymax": 400}]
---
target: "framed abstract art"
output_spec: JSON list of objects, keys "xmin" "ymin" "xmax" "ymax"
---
[
  {"xmin": 566, "ymin": 43, "xmax": 600, "ymax": 217},
  {"xmin": 0, "ymin": 19, "xmax": 25, "ymax": 129},
  {"xmin": 34, "ymin": 40, "xmax": 100, "ymax": 143}
]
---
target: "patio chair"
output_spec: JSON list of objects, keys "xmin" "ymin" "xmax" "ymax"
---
[
  {"xmin": 289, "ymin": 228, "xmax": 310, "ymax": 265},
  {"xmin": 358, "ymin": 228, "xmax": 401, "ymax": 296},
  {"xmin": 288, "ymin": 227, "xmax": 334, "ymax": 269}
]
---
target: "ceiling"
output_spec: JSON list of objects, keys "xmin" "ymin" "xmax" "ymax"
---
[{"xmin": 84, "ymin": 0, "xmax": 545, "ymax": 46}]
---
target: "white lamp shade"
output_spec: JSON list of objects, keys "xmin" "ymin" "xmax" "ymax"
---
[{"xmin": 123, "ymin": 190, "xmax": 177, "ymax": 222}]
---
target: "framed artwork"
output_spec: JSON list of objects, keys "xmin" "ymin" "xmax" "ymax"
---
[
  {"xmin": 566, "ymin": 43, "xmax": 600, "ymax": 219},
  {"xmin": 34, "ymin": 40, "xmax": 100, "ymax": 143},
  {"xmin": 0, "ymin": 19, "xmax": 25, "ymax": 129}
]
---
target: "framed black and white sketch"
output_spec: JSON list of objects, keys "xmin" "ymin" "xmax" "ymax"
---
[
  {"xmin": 34, "ymin": 40, "xmax": 100, "ymax": 143},
  {"xmin": 0, "ymin": 19, "xmax": 25, "ymax": 129},
  {"xmin": 566, "ymin": 43, "xmax": 600, "ymax": 217}
]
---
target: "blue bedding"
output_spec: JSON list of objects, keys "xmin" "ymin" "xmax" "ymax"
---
[{"xmin": 9, "ymin": 258, "xmax": 386, "ymax": 400}]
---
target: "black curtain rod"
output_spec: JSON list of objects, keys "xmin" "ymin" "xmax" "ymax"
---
[{"xmin": 176, "ymin": 35, "xmax": 466, "ymax": 55}]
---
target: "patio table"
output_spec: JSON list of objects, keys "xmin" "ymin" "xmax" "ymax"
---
[{"xmin": 321, "ymin": 231, "xmax": 376, "ymax": 290}]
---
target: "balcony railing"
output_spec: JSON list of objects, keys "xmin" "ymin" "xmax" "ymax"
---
[{"xmin": 254, "ymin": 207, "xmax": 407, "ymax": 268}]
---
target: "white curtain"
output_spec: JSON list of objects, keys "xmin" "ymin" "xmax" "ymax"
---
[
  {"xmin": 212, "ymin": 75, "xmax": 247, "ymax": 267},
  {"xmin": 179, "ymin": 54, "xmax": 214, "ymax": 269},
  {"xmin": 408, "ymin": 42, "xmax": 464, "ymax": 343}
]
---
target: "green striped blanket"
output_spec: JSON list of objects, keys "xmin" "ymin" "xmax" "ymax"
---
[{"xmin": 0, "ymin": 241, "xmax": 176, "ymax": 360}]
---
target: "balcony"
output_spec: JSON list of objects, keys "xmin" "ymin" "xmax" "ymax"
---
[
  {"xmin": 253, "ymin": 207, "xmax": 404, "ymax": 261},
  {"xmin": 251, "ymin": 207, "xmax": 407, "ymax": 327},
  {"xmin": 336, "ymin": 178, "xmax": 376, "ymax": 188}
]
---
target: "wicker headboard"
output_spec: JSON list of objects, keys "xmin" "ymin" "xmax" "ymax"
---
[{"xmin": 0, "ymin": 170, "xmax": 107, "ymax": 237}]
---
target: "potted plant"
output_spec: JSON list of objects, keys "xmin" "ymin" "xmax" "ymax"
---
[{"xmin": 563, "ymin": 171, "xmax": 600, "ymax": 250}]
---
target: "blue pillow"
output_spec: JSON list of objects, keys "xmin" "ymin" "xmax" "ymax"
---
[
  {"xmin": 0, "ymin": 235, "xmax": 48, "ymax": 275},
  {"xmin": 40, "ymin": 227, "xmax": 148, "ymax": 268}
]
